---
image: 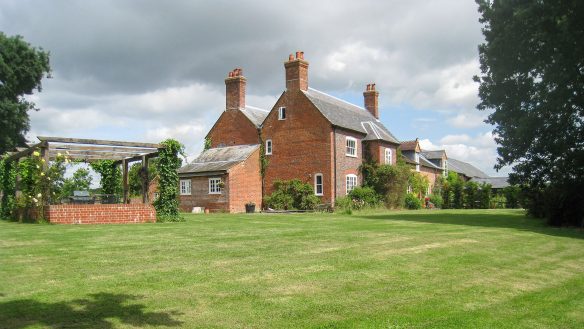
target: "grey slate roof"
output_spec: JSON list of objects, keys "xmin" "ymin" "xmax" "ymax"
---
[
  {"xmin": 421, "ymin": 150, "xmax": 446, "ymax": 160},
  {"xmin": 178, "ymin": 144, "xmax": 259, "ymax": 175},
  {"xmin": 240, "ymin": 106, "xmax": 269, "ymax": 128},
  {"xmin": 303, "ymin": 88, "xmax": 400, "ymax": 144},
  {"xmin": 470, "ymin": 177, "xmax": 510, "ymax": 189},
  {"xmin": 419, "ymin": 154, "xmax": 441, "ymax": 170},
  {"xmin": 448, "ymin": 158, "xmax": 489, "ymax": 179}
]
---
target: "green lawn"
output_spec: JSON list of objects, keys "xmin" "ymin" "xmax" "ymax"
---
[{"xmin": 0, "ymin": 209, "xmax": 583, "ymax": 328}]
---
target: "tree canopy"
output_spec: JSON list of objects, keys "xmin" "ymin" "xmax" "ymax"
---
[
  {"xmin": 475, "ymin": 0, "xmax": 584, "ymax": 225},
  {"xmin": 0, "ymin": 32, "xmax": 51, "ymax": 155}
]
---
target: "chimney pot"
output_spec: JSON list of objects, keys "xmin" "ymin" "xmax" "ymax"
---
[
  {"xmin": 300, "ymin": 51, "xmax": 304, "ymax": 60},
  {"xmin": 289, "ymin": 54, "xmax": 294, "ymax": 61},
  {"xmin": 295, "ymin": 51, "xmax": 300, "ymax": 59}
]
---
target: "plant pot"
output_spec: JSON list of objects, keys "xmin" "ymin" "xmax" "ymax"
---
[{"xmin": 245, "ymin": 204, "xmax": 255, "ymax": 213}]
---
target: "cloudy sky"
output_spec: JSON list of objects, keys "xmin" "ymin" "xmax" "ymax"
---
[{"xmin": 0, "ymin": 0, "xmax": 509, "ymax": 176}]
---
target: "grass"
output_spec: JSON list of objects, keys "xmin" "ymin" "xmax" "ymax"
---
[{"xmin": 0, "ymin": 209, "xmax": 583, "ymax": 328}]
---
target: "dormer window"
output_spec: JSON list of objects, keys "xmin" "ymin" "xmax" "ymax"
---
[
  {"xmin": 415, "ymin": 152, "xmax": 420, "ymax": 172},
  {"xmin": 278, "ymin": 107, "xmax": 286, "ymax": 120},
  {"xmin": 346, "ymin": 137, "xmax": 357, "ymax": 157}
]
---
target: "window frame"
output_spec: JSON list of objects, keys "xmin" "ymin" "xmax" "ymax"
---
[
  {"xmin": 179, "ymin": 179, "xmax": 191, "ymax": 196},
  {"xmin": 443, "ymin": 159, "xmax": 448, "ymax": 177},
  {"xmin": 208, "ymin": 177, "xmax": 222, "ymax": 195},
  {"xmin": 265, "ymin": 139, "xmax": 272, "ymax": 155},
  {"xmin": 345, "ymin": 174, "xmax": 358, "ymax": 195},
  {"xmin": 278, "ymin": 107, "xmax": 286, "ymax": 120},
  {"xmin": 314, "ymin": 173, "xmax": 323, "ymax": 196},
  {"xmin": 385, "ymin": 148, "xmax": 392, "ymax": 164},
  {"xmin": 346, "ymin": 137, "xmax": 357, "ymax": 157}
]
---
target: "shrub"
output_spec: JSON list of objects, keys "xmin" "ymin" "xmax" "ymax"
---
[
  {"xmin": 360, "ymin": 155, "xmax": 410, "ymax": 209},
  {"xmin": 464, "ymin": 181, "xmax": 480, "ymax": 208},
  {"xmin": 503, "ymin": 185, "xmax": 521, "ymax": 208},
  {"xmin": 264, "ymin": 179, "xmax": 319, "ymax": 210},
  {"xmin": 522, "ymin": 184, "xmax": 584, "ymax": 227},
  {"xmin": 428, "ymin": 193, "xmax": 443, "ymax": 208},
  {"xmin": 409, "ymin": 172, "xmax": 429, "ymax": 197},
  {"xmin": 404, "ymin": 193, "xmax": 422, "ymax": 210},
  {"xmin": 477, "ymin": 183, "xmax": 492, "ymax": 209},
  {"xmin": 491, "ymin": 194, "xmax": 506, "ymax": 209},
  {"xmin": 348, "ymin": 186, "xmax": 380, "ymax": 207},
  {"xmin": 334, "ymin": 196, "xmax": 353, "ymax": 214},
  {"xmin": 264, "ymin": 190, "xmax": 294, "ymax": 210}
]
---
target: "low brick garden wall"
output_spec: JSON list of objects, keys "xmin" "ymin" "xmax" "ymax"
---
[{"xmin": 45, "ymin": 204, "xmax": 156, "ymax": 224}]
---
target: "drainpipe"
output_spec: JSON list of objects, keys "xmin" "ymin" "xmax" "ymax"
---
[{"xmin": 333, "ymin": 126, "xmax": 337, "ymax": 204}]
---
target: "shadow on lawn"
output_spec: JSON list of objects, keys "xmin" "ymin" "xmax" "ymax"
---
[
  {"xmin": 355, "ymin": 211, "xmax": 584, "ymax": 240},
  {"xmin": 0, "ymin": 293, "xmax": 183, "ymax": 328}
]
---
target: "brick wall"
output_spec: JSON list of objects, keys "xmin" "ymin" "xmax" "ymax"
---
[
  {"xmin": 45, "ymin": 204, "xmax": 156, "ymax": 224},
  {"xmin": 179, "ymin": 174, "xmax": 229, "ymax": 212},
  {"xmin": 262, "ymin": 90, "xmax": 334, "ymax": 204},
  {"xmin": 228, "ymin": 149, "xmax": 262, "ymax": 212},
  {"xmin": 364, "ymin": 140, "xmax": 398, "ymax": 166},
  {"xmin": 419, "ymin": 165, "xmax": 441, "ymax": 193},
  {"xmin": 334, "ymin": 128, "xmax": 365, "ymax": 198},
  {"xmin": 206, "ymin": 110, "xmax": 259, "ymax": 148}
]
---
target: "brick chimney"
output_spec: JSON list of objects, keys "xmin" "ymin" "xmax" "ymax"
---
[
  {"xmin": 225, "ymin": 68, "xmax": 246, "ymax": 110},
  {"xmin": 284, "ymin": 51, "xmax": 309, "ymax": 91},
  {"xmin": 363, "ymin": 83, "xmax": 379, "ymax": 119}
]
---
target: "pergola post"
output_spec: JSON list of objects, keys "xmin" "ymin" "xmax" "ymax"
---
[
  {"xmin": 39, "ymin": 142, "xmax": 50, "ymax": 207},
  {"xmin": 122, "ymin": 159, "xmax": 129, "ymax": 204},
  {"xmin": 142, "ymin": 155, "xmax": 149, "ymax": 204}
]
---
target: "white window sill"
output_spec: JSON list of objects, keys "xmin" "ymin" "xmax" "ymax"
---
[
  {"xmin": 346, "ymin": 154, "xmax": 357, "ymax": 158},
  {"xmin": 208, "ymin": 192, "xmax": 222, "ymax": 195}
]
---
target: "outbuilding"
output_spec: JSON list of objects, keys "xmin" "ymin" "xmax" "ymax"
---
[{"xmin": 177, "ymin": 144, "xmax": 262, "ymax": 213}]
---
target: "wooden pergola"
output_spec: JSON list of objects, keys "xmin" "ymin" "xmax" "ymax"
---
[{"xmin": 4, "ymin": 136, "xmax": 161, "ymax": 204}]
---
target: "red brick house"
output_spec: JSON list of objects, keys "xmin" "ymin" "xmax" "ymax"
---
[
  {"xmin": 261, "ymin": 52, "xmax": 400, "ymax": 205},
  {"xmin": 177, "ymin": 51, "xmax": 508, "ymax": 212}
]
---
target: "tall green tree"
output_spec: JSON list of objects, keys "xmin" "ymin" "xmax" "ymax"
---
[
  {"xmin": 475, "ymin": 0, "xmax": 584, "ymax": 225},
  {"xmin": 0, "ymin": 33, "xmax": 51, "ymax": 154}
]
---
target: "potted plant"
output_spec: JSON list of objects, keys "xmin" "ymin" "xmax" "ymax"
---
[{"xmin": 245, "ymin": 201, "xmax": 256, "ymax": 213}]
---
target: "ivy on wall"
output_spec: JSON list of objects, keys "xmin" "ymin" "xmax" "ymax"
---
[
  {"xmin": 258, "ymin": 133, "xmax": 269, "ymax": 178},
  {"xmin": 154, "ymin": 139, "xmax": 185, "ymax": 222}
]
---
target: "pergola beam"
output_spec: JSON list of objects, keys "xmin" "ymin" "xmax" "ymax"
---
[
  {"xmin": 113, "ymin": 152, "xmax": 159, "ymax": 165},
  {"xmin": 38, "ymin": 136, "xmax": 161, "ymax": 149},
  {"xmin": 49, "ymin": 150, "xmax": 149, "ymax": 159},
  {"xmin": 49, "ymin": 144, "xmax": 157, "ymax": 154},
  {"xmin": 4, "ymin": 141, "xmax": 48, "ymax": 162}
]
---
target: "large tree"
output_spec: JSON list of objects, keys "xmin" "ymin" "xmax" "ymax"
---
[
  {"xmin": 475, "ymin": 0, "xmax": 584, "ymax": 225},
  {"xmin": 0, "ymin": 32, "xmax": 51, "ymax": 155}
]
